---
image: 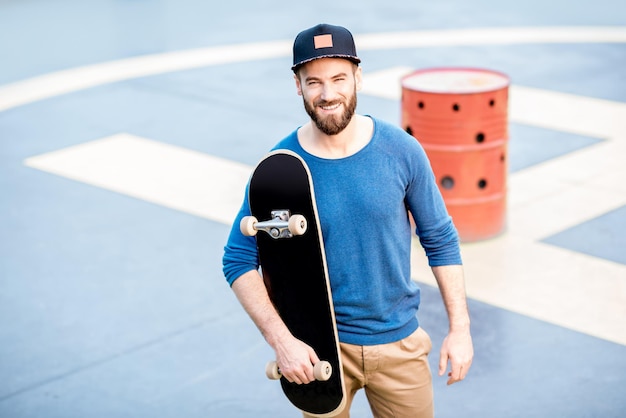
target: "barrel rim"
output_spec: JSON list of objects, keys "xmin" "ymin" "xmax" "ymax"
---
[{"xmin": 401, "ymin": 67, "xmax": 511, "ymax": 94}]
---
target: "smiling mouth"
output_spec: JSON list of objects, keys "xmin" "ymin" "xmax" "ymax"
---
[{"xmin": 319, "ymin": 102, "xmax": 341, "ymax": 111}]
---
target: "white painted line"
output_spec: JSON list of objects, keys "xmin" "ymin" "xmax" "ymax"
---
[
  {"xmin": 507, "ymin": 138, "xmax": 626, "ymax": 239},
  {"xmin": 0, "ymin": 41, "xmax": 291, "ymax": 113},
  {"xmin": 359, "ymin": 66, "xmax": 413, "ymax": 99},
  {"xmin": 356, "ymin": 26, "xmax": 626, "ymax": 49},
  {"xmin": 24, "ymin": 134, "xmax": 252, "ymax": 225},
  {"xmin": 411, "ymin": 235, "xmax": 626, "ymax": 346},
  {"xmin": 2, "ymin": 27, "xmax": 626, "ymax": 112},
  {"xmin": 509, "ymin": 85, "xmax": 626, "ymax": 138},
  {"xmin": 507, "ymin": 180, "xmax": 626, "ymax": 239}
]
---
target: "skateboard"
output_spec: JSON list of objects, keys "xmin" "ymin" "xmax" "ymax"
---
[{"xmin": 240, "ymin": 150, "xmax": 346, "ymax": 417}]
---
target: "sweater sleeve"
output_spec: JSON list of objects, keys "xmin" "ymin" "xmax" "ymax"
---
[
  {"xmin": 405, "ymin": 138, "xmax": 462, "ymax": 267},
  {"xmin": 222, "ymin": 131, "xmax": 300, "ymax": 286},
  {"xmin": 222, "ymin": 185, "xmax": 260, "ymax": 286}
]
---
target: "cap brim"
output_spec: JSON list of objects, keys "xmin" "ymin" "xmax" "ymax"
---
[{"xmin": 291, "ymin": 55, "xmax": 361, "ymax": 72}]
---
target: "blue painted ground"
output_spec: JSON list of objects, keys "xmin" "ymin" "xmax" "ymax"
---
[
  {"xmin": 1, "ymin": 0, "xmax": 625, "ymax": 417},
  {"xmin": 543, "ymin": 205, "xmax": 626, "ymax": 265}
]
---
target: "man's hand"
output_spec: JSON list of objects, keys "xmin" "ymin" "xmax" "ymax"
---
[
  {"xmin": 274, "ymin": 336, "xmax": 320, "ymax": 385},
  {"xmin": 231, "ymin": 272, "xmax": 320, "ymax": 385},
  {"xmin": 430, "ymin": 265, "xmax": 474, "ymax": 385},
  {"xmin": 438, "ymin": 328, "xmax": 473, "ymax": 385}
]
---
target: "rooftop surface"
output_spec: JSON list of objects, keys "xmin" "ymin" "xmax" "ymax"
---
[{"xmin": 1, "ymin": 1, "xmax": 625, "ymax": 417}]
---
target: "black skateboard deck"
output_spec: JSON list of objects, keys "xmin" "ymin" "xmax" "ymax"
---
[{"xmin": 240, "ymin": 150, "xmax": 345, "ymax": 417}]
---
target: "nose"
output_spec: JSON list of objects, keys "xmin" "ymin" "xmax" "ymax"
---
[{"xmin": 320, "ymin": 82, "xmax": 338, "ymax": 102}]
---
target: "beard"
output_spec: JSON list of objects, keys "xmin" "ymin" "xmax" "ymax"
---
[{"xmin": 303, "ymin": 90, "xmax": 357, "ymax": 136}]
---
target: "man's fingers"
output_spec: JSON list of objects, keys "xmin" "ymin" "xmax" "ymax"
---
[
  {"xmin": 282, "ymin": 369, "xmax": 305, "ymax": 384},
  {"xmin": 280, "ymin": 360, "xmax": 316, "ymax": 385},
  {"xmin": 446, "ymin": 365, "xmax": 462, "ymax": 385},
  {"xmin": 303, "ymin": 363, "xmax": 316, "ymax": 383},
  {"xmin": 446, "ymin": 358, "xmax": 472, "ymax": 385},
  {"xmin": 438, "ymin": 350, "xmax": 449, "ymax": 376},
  {"xmin": 439, "ymin": 330, "xmax": 474, "ymax": 385},
  {"xmin": 275, "ymin": 339, "xmax": 320, "ymax": 385},
  {"xmin": 309, "ymin": 347, "xmax": 321, "ymax": 365},
  {"xmin": 302, "ymin": 346, "xmax": 321, "ymax": 382},
  {"xmin": 282, "ymin": 366, "xmax": 312, "ymax": 385},
  {"xmin": 460, "ymin": 359, "xmax": 471, "ymax": 380}
]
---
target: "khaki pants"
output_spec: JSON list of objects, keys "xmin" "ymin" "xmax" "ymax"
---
[{"xmin": 304, "ymin": 327, "xmax": 434, "ymax": 418}]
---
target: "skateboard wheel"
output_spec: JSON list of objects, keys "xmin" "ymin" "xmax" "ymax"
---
[
  {"xmin": 313, "ymin": 361, "xmax": 332, "ymax": 381},
  {"xmin": 265, "ymin": 361, "xmax": 282, "ymax": 380},
  {"xmin": 240, "ymin": 216, "xmax": 258, "ymax": 237},
  {"xmin": 288, "ymin": 214, "xmax": 307, "ymax": 236}
]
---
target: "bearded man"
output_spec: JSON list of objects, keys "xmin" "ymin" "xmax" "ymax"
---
[{"xmin": 223, "ymin": 23, "xmax": 473, "ymax": 418}]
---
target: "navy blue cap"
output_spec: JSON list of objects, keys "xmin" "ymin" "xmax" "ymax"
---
[{"xmin": 291, "ymin": 23, "xmax": 360, "ymax": 72}]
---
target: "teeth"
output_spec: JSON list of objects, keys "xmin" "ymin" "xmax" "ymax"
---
[{"xmin": 321, "ymin": 103, "xmax": 340, "ymax": 111}]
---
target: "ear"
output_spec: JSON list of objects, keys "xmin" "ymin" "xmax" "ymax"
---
[
  {"xmin": 355, "ymin": 66, "xmax": 363, "ymax": 91},
  {"xmin": 294, "ymin": 74, "xmax": 302, "ymax": 96}
]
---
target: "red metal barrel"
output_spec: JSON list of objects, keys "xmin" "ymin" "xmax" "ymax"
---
[{"xmin": 401, "ymin": 68, "xmax": 510, "ymax": 242}]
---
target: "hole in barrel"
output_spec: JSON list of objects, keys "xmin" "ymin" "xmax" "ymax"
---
[
  {"xmin": 489, "ymin": 99, "xmax": 495, "ymax": 107},
  {"xmin": 405, "ymin": 126, "xmax": 413, "ymax": 136},
  {"xmin": 476, "ymin": 132, "xmax": 485, "ymax": 143},
  {"xmin": 452, "ymin": 103, "xmax": 460, "ymax": 112},
  {"xmin": 478, "ymin": 179, "xmax": 488, "ymax": 189},
  {"xmin": 441, "ymin": 176, "xmax": 455, "ymax": 189},
  {"xmin": 418, "ymin": 101, "xmax": 425, "ymax": 109}
]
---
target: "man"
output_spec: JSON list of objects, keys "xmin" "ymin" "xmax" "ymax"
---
[{"xmin": 223, "ymin": 23, "xmax": 473, "ymax": 418}]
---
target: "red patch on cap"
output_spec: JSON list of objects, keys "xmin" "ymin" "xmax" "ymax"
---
[{"xmin": 314, "ymin": 34, "xmax": 333, "ymax": 49}]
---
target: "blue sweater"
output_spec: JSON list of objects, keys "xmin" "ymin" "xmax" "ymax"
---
[{"xmin": 223, "ymin": 117, "xmax": 461, "ymax": 345}]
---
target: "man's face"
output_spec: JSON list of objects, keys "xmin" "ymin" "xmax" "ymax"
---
[{"xmin": 295, "ymin": 58, "xmax": 361, "ymax": 136}]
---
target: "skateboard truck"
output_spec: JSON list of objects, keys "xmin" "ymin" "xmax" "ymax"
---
[{"xmin": 240, "ymin": 210, "xmax": 307, "ymax": 239}]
